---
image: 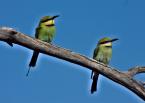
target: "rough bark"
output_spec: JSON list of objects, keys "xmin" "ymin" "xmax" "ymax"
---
[{"xmin": 0, "ymin": 27, "xmax": 145, "ymax": 100}]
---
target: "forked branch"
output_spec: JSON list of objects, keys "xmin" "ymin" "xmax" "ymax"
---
[{"xmin": 127, "ymin": 66, "xmax": 145, "ymax": 77}]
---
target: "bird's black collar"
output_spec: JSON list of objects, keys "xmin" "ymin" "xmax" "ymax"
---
[{"xmin": 46, "ymin": 24, "xmax": 55, "ymax": 27}]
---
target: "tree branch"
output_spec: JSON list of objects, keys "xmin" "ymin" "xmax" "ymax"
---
[
  {"xmin": 0, "ymin": 27, "xmax": 145, "ymax": 100},
  {"xmin": 127, "ymin": 66, "xmax": 145, "ymax": 77}
]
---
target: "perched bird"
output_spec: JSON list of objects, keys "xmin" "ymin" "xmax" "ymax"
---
[
  {"xmin": 26, "ymin": 15, "xmax": 59, "ymax": 76},
  {"xmin": 91, "ymin": 37, "xmax": 118, "ymax": 94}
]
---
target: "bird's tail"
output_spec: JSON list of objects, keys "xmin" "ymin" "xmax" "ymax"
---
[
  {"xmin": 91, "ymin": 70, "xmax": 93, "ymax": 79},
  {"xmin": 26, "ymin": 51, "xmax": 39, "ymax": 76},
  {"xmin": 6, "ymin": 41, "xmax": 13, "ymax": 47},
  {"xmin": 91, "ymin": 72, "xmax": 99, "ymax": 94}
]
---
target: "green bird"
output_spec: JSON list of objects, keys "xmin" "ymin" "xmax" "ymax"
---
[
  {"xmin": 91, "ymin": 37, "xmax": 118, "ymax": 94},
  {"xmin": 26, "ymin": 15, "xmax": 59, "ymax": 76}
]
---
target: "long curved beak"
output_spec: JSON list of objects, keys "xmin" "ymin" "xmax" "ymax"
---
[
  {"xmin": 52, "ymin": 15, "xmax": 60, "ymax": 19},
  {"xmin": 111, "ymin": 38, "xmax": 119, "ymax": 42}
]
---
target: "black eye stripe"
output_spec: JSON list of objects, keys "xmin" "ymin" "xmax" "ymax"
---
[
  {"xmin": 42, "ymin": 19, "xmax": 53, "ymax": 23},
  {"xmin": 41, "ymin": 15, "xmax": 59, "ymax": 23},
  {"xmin": 100, "ymin": 40, "xmax": 111, "ymax": 44},
  {"xmin": 99, "ymin": 38, "xmax": 118, "ymax": 44}
]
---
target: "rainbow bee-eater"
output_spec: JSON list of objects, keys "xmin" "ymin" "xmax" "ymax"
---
[
  {"xmin": 26, "ymin": 15, "xmax": 59, "ymax": 76},
  {"xmin": 91, "ymin": 37, "xmax": 118, "ymax": 94}
]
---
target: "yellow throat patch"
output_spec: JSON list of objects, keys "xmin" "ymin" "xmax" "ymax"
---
[{"xmin": 44, "ymin": 20, "xmax": 54, "ymax": 25}]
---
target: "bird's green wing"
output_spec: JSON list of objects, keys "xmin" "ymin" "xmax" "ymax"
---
[
  {"xmin": 93, "ymin": 46, "xmax": 99, "ymax": 59},
  {"xmin": 35, "ymin": 27, "xmax": 41, "ymax": 38}
]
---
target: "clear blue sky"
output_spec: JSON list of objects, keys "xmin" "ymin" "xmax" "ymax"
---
[{"xmin": 0, "ymin": 0, "xmax": 145, "ymax": 103}]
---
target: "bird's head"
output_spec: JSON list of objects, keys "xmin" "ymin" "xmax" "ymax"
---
[
  {"xmin": 39, "ymin": 15, "xmax": 59, "ymax": 26},
  {"xmin": 98, "ymin": 37, "xmax": 118, "ymax": 47}
]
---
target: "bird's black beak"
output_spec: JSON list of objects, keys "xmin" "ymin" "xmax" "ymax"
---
[
  {"xmin": 111, "ymin": 38, "xmax": 119, "ymax": 42},
  {"xmin": 52, "ymin": 15, "xmax": 59, "ymax": 19}
]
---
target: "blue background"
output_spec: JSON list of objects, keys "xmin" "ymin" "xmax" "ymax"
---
[{"xmin": 0, "ymin": 0, "xmax": 145, "ymax": 103}]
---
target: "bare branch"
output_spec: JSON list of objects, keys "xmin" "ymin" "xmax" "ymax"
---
[
  {"xmin": 127, "ymin": 66, "xmax": 145, "ymax": 77},
  {"xmin": 139, "ymin": 81, "xmax": 145, "ymax": 86},
  {"xmin": 0, "ymin": 27, "xmax": 145, "ymax": 100},
  {"xmin": 142, "ymin": 82, "xmax": 145, "ymax": 86}
]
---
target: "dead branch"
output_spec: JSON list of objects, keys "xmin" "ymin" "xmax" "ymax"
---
[
  {"xmin": 127, "ymin": 66, "xmax": 145, "ymax": 77},
  {"xmin": 0, "ymin": 27, "xmax": 145, "ymax": 100}
]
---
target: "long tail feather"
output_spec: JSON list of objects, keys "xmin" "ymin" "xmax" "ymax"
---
[
  {"xmin": 26, "ymin": 51, "xmax": 39, "ymax": 76},
  {"xmin": 91, "ymin": 70, "xmax": 93, "ymax": 79},
  {"xmin": 6, "ymin": 41, "xmax": 13, "ymax": 47},
  {"xmin": 26, "ymin": 67, "xmax": 31, "ymax": 77},
  {"xmin": 91, "ymin": 72, "xmax": 99, "ymax": 94}
]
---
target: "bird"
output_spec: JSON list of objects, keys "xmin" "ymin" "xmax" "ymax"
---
[
  {"xmin": 26, "ymin": 15, "xmax": 59, "ymax": 76},
  {"xmin": 91, "ymin": 37, "xmax": 118, "ymax": 94}
]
